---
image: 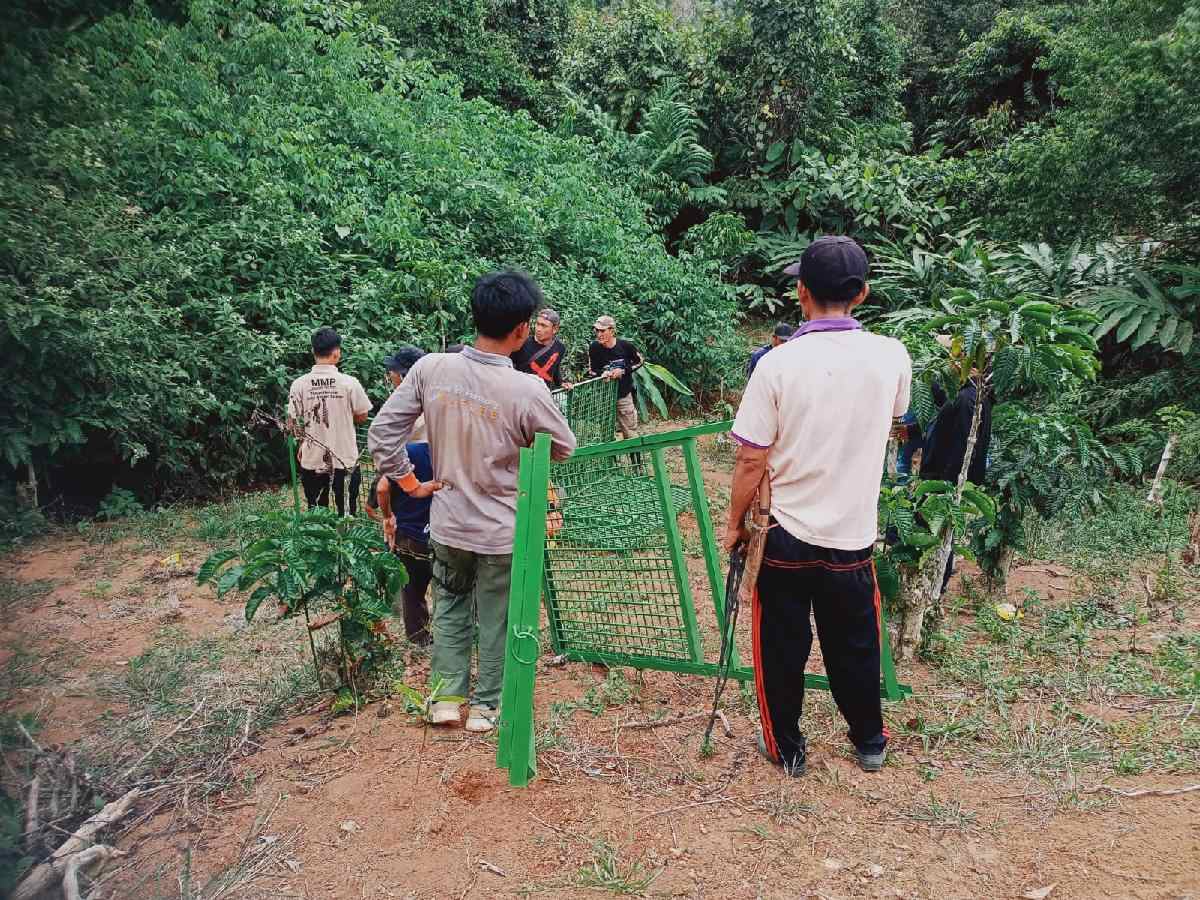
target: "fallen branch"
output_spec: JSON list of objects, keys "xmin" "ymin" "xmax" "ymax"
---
[
  {"xmin": 11, "ymin": 788, "xmax": 140, "ymax": 900},
  {"xmin": 612, "ymin": 712, "xmax": 709, "ymax": 732},
  {"xmin": 1091, "ymin": 783, "xmax": 1200, "ymax": 799},
  {"xmin": 63, "ymin": 845, "xmax": 125, "ymax": 900},
  {"xmin": 23, "ymin": 771, "xmax": 40, "ymax": 852}
]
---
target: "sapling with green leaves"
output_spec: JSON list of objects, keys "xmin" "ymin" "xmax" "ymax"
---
[
  {"xmin": 884, "ymin": 282, "xmax": 1100, "ymax": 659},
  {"xmin": 197, "ymin": 507, "xmax": 406, "ymax": 696}
]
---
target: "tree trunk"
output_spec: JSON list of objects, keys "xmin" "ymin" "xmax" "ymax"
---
[
  {"xmin": 15, "ymin": 461, "xmax": 37, "ymax": 510},
  {"xmin": 985, "ymin": 544, "xmax": 1017, "ymax": 598},
  {"xmin": 1182, "ymin": 507, "xmax": 1200, "ymax": 566},
  {"xmin": 1147, "ymin": 433, "xmax": 1178, "ymax": 507},
  {"xmin": 895, "ymin": 374, "xmax": 985, "ymax": 661}
]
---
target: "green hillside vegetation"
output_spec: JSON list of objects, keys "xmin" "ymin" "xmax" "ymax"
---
[
  {"xmin": 1, "ymin": 0, "xmax": 1198, "ymax": 522},
  {"xmin": 0, "ymin": 1, "xmax": 739, "ymax": 497}
]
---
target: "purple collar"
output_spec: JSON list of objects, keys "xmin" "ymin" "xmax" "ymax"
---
[{"xmin": 788, "ymin": 317, "xmax": 862, "ymax": 340}]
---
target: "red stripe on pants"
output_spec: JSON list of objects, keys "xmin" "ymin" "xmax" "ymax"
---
[{"xmin": 751, "ymin": 584, "xmax": 780, "ymax": 761}]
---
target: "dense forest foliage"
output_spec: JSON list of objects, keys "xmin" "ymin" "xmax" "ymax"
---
[{"xmin": 2, "ymin": 0, "xmax": 1198, "ymax": 523}]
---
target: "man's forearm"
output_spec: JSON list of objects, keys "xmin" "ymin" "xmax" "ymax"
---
[
  {"xmin": 726, "ymin": 444, "xmax": 769, "ymax": 531},
  {"xmin": 377, "ymin": 479, "xmax": 392, "ymax": 522},
  {"xmin": 368, "ymin": 386, "xmax": 420, "ymax": 482}
]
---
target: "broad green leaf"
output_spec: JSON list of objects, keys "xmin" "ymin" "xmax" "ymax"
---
[
  {"xmin": 1115, "ymin": 311, "xmax": 1145, "ymax": 344},
  {"xmin": 913, "ymin": 479, "xmax": 953, "ymax": 499},
  {"xmin": 1157, "ymin": 316, "xmax": 1179, "ymax": 348},
  {"xmin": 1130, "ymin": 312, "xmax": 1161, "ymax": 350},
  {"xmin": 1174, "ymin": 321, "xmax": 1194, "ymax": 354},
  {"xmin": 642, "ymin": 362, "xmax": 693, "ymax": 396},
  {"xmin": 635, "ymin": 367, "xmax": 669, "ymax": 418},
  {"xmin": 196, "ymin": 548, "xmax": 238, "ymax": 585},
  {"xmin": 244, "ymin": 585, "xmax": 273, "ymax": 622},
  {"xmin": 216, "ymin": 564, "xmax": 244, "ymax": 598}
]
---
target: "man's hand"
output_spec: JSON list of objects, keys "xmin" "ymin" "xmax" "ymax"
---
[
  {"xmin": 725, "ymin": 443, "xmax": 769, "ymax": 553},
  {"xmin": 406, "ymin": 479, "xmax": 444, "ymax": 499},
  {"xmin": 722, "ymin": 521, "xmax": 749, "ymax": 554},
  {"xmin": 383, "ymin": 517, "xmax": 396, "ymax": 550}
]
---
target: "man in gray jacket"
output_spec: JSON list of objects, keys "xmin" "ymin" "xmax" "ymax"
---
[{"xmin": 369, "ymin": 270, "xmax": 576, "ymax": 733}]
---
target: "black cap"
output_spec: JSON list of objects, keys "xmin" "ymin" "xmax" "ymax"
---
[
  {"xmin": 383, "ymin": 345, "xmax": 425, "ymax": 375},
  {"xmin": 773, "ymin": 323, "xmax": 794, "ymax": 339},
  {"xmin": 783, "ymin": 236, "xmax": 869, "ymax": 304}
]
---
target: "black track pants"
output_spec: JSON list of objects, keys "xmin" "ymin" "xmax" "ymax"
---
[
  {"xmin": 300, "ymin": 466, "xmax": 361, "ymax": 517},
  {"xmin": 753, "ymin": 523, "xmax": 887, "ymax": 768}
]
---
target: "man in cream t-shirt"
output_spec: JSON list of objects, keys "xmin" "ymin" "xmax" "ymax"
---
[
  {"xmin": 288, "ymin": 327, "xmax": 372, "ymax": 516},
  {"xmin": 723, "ymin": 236, "xmax": 911, "ymax": 776}
]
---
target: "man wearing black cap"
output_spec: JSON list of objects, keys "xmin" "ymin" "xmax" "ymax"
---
[
  {"xmin": 384, "ymin": 345, "xmax": 427, "ymax": 391},
  {"xmin": 723, "ymin": 236, "xmax": 911, "ymax": 776},
  {"xmin": 512, "ymin": 308, "xmax": 567, "ymax": 388},
  {"xmin": 747, "ymin": 322, "xmax": 795, "ymax": 379}
]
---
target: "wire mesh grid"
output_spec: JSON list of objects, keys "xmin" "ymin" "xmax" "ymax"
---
[
  {"xmin": 552, "ymin": 376, "xmax": 617, "ymax": 447},
  {"xmin": 544, "ymin": 448, "xmax": 697, "ymax": 662}
]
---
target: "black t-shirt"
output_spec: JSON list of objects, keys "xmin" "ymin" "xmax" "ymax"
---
[
  {"xmin": 921, "ymin": 382, "xmax": 992, "ymax": 484},
  {"xmin": 588, "ymin": 339, "xmax": 641, "ymax": 398},
  {"xmin": 511, "ymin": 336, "xmax": 565, "ymax": 388}
]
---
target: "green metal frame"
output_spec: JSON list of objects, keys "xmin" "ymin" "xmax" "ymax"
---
[
  {"xmin": 496, "ymin": 421, "xmax": 911, "ymax": 787},
  {"xmin": 496, "ymin": 434, "xmax": 551, "ymax": 787}
]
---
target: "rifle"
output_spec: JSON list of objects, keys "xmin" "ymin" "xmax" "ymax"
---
[{"xmin": 703, "ymin": 470, "xmax": 772, "ymax": 746}]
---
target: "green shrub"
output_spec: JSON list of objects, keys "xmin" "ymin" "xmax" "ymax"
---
[{"xmin": 0, "ymin": 0, "xmax": 740, "ymax": 497}]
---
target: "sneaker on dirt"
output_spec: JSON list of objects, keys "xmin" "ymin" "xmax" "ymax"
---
[
  {"xmin": 465, "ymin": 705, "xmax": 497, "ymax": 733},
  {"xmin": 757, "ymin": 730, "xmax": 806, "ymax": 776},
  {"xmin": 855, "ymin": 747, "xmax": 886, "ymax": 772},
  {"xmin": 429, "ymin": 700, "xmax": 461, "ymax": 725}
]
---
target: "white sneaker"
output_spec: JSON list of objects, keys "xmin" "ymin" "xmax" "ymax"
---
[
  {"xmin": 429, "ymin": 700, "xmax": 461, "ymax": 725},
  {"xmin": 464, "ymin": 705, "xmax": 497, "ymax": 733}
]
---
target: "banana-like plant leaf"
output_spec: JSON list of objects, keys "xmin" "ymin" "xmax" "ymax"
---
[
  {"xmin": 634, "ymin": 367, "xmax": 669, "ymax": 419},
  {"xmin": 642, "ymin": 362, "xmax": 694, "ymax": 397}
]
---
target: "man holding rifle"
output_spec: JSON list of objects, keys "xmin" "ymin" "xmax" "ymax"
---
[{"xmin": 723, "ymin": 237, "xmax": 911, "ymax": 775}]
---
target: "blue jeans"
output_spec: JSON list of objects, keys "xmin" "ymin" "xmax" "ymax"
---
[{"xmin": 896, "ymin": 413, "xmax": 921, "ymax": 483}]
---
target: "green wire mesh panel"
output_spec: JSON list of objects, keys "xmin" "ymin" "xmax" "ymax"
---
[
  {"xmin": 552, "ymin": 376, "xmax": 617, "ymax": 447},
  {"xmin": 545, "ymin": 452, "xmax": 699, "ymax": 661},
  {"xmin": 355, "ymin": 421, "xmax": 376, "ymax": 514},
  {"xmin": 497, "ymin": 423, "xmax": 912, "ymax": 788}
]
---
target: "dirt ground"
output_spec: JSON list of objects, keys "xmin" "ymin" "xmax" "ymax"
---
[{"xmin": 2, "ymin": 454, "xmax": 1198, "ymax": 899}]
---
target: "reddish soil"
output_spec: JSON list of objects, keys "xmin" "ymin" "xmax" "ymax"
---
[{"xmin": 1, "ymin": 508, "xmax": 1198, "ymax": 898}]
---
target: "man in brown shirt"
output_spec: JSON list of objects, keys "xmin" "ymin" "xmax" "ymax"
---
[
  {"xmin": 288, "ymin": 327, "xmax": 371, "ymax": 516},
  {"xmin": 369, "ymin": 270, "xmax": 576, "ymax": 733}
]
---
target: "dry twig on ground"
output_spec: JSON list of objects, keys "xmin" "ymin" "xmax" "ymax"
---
[{"xmin": 11, "ymin": 788, "xmax": 140, "ymax": 900}]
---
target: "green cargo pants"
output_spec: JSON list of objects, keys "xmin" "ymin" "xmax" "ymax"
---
[{"xmin": 429, "ymin": 540, "xmax": 512, "ymax": 709}]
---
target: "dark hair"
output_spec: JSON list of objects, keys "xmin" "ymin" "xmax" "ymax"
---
[
  {"xmin": 773, "ymin": 323, "xmax": 794, "ymax": 339},
  {"xmin": 470, "ymin": 269, "xmax": 542, "ymax": 339},
  {"xmin": 445, "ymin": 343, "xmax": 465, "ymax": 353},
  {"xmin": 311, "ymin": 326, "xmax": 341, "ymax": 357},
  {"xmin": 384, "ymin": 344, "xmax": 426, "ymax": 375}
]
